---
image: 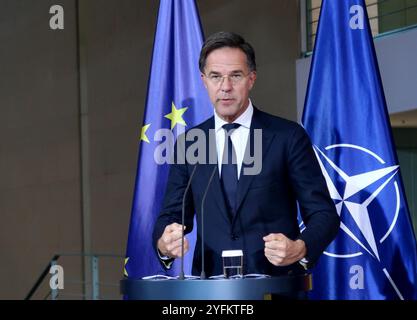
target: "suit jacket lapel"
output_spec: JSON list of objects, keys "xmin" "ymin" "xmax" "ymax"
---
[
  {"xmin": 198, "ymin": 117, "xmax": 231, "ymax": 224},
  {"xmin": 234, "ymin": 107, "xmax": 275, "ymax": 222}
]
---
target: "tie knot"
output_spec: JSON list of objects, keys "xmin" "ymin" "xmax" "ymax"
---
[{"xmin": 222, "ymin": 123, "xmax": 241, "ymax": 133}]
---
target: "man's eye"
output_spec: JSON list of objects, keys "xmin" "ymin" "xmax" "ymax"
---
[
  {"xmin": 231, "ymin": 74, "xmax": 242, "ymax": 80},
  {"xmin": 210, "ymin": 75, "xmax": 220, "ymax": 80}
]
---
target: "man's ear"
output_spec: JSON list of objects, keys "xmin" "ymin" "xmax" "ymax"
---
[
  {"xmin": 248, "ymin": 71, "xmax": 257, "ymax": 90},
  {"xmin": 201, "ymin": 73, "xmax": 208, "ymax": 89}
]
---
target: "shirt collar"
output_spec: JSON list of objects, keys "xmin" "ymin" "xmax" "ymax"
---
[{"xmin": 214, "ymin": 99, "xmax": 254, "ymax": 132}]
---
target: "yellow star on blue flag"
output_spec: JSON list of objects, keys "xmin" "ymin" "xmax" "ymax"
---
[
  {"xmin": 164, "ymin": 102, "xmax": 188, "ymax": 130},
  {"xmin": 124, "ymin": 257, "xmax": 129, "ymax": 277},
  {"xmin": 140, "ymin": 124, "xmax": 151, "ymax": 143}
]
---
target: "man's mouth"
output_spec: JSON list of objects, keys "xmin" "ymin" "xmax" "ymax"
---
[{"xmin": 219, "ymin": 98, "xmax": 234, "ymax": 103}]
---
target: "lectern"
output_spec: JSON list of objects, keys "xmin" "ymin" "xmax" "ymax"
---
[{"xmin": 121, "ymin": 274, "xmax": 312, "ymax": 300}]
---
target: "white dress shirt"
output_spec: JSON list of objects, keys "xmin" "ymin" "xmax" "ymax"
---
[{"xmin": 214, "ymin": 100, "xmax": 253, "ymax": 179}]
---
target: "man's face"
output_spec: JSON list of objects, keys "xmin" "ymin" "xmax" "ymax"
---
[{"xmin": 201, "ymin": 47, "xmax": 256, "ymax": 122}]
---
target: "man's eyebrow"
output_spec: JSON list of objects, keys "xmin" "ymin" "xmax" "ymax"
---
[
  {"xmin": 230, "ymin": 70, "xmax": 245, "ymax": 74},
  {"xmin": 207, "ymin": 71, "xmax": 221, "ymax": 75},
  {"xmin": 207, "ymin": 69, "xmax": 245, "ymax": 75}
]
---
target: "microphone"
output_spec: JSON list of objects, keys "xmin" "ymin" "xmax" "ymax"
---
[
  {"xmin": 200, "ymin": 165, "xmax": 218, "ymax": 279},
  {"xmin": 179, "ymin": 164, "xmax": 198, "ymax": 280}
]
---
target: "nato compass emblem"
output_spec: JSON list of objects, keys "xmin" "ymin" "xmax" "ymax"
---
[{"xmin": 301, "ymin": 143, "xmax": 405, "ymax": 299}]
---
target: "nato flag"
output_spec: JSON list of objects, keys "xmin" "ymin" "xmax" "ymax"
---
[
  {"xmin": 302, "ymin": 0, "xmax": 417, "ymax": 299},
  {"xmin": 124, "ymin": 0, "xmax": 212, "ymax": 279}
]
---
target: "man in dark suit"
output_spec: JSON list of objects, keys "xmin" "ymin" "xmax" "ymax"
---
[{"xmin": 153, "ymin": 31, "xmax": 340, "ymax": 278}]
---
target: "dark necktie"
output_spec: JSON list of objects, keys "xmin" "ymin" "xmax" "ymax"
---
[{"xmin": 220, "ymin": 123, "xmax": 241, "ymax": 215}]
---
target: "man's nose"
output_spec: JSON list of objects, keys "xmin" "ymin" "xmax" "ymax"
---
[{"xmin": 220, "ymin": 76, "xmax": 233, "ymax": 91}]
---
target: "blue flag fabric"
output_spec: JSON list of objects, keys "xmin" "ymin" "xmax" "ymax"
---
[
  {"xmin": 124, "ymin": 0, "xmax": 212, "ymax": 279},
  {"xmin": 302, "ymin": 0, "xmax": 417, "ymax": 299}
]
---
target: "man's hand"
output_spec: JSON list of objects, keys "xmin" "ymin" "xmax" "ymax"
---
[
  {"xmin": 263, "ymin": 233, "xmax": 306, "ymax": 266},
  {"xmin": 157, "ymin": 223, "xmax": 189, "ymax": 258}
]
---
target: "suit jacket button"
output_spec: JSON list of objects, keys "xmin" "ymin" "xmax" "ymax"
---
[{"xmin": 231, "ymin": 234, "xmax": 239, "ymax": 240}]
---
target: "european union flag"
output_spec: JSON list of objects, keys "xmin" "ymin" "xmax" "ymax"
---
[
  {"xmin": 302, "ymin": 0, "xmax": 417, "ymax": 299},
  {"xmin": 124, "ymin": 0, "xmax": 212, "ymax": 279}
]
